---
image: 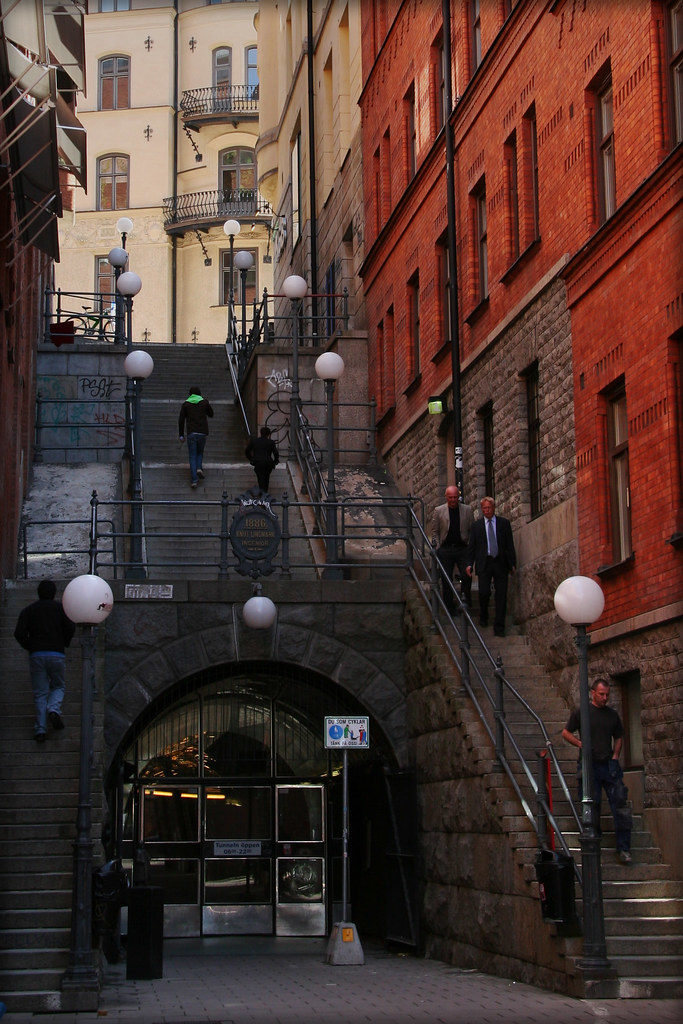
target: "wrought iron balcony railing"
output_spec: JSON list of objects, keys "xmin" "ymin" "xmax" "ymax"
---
[
  {"xmin": 163, "ymin": 188, "xmax": 272, "ymax": 229},
  {"xmin": 180, "ymin": 84, "xmax": 259, "ymax": 120}
]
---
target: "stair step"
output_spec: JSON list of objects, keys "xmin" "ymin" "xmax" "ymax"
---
[
  {"xmin": 0, "ymin": 927, "xmax": 71, "ymax": 950},
  {"xmin": 606, "ymin": 934, "xmax": 683, "ymax": 956},
  {"xmin": 603, "ymin": 897, "xmax": 683, "ymax": 918},
  {"xmin": 0, "ymin": 966, "xmax": 70, "ymax": 993},
  {"xmin": 0, "ymin": 889, "xmax": 72, "ymax": 910},
  {"xmin": 0, "ymin": 947, "xmax": 71, "ymax": 970},
  {"xmin": 607, "ymin": 954, "xmax": 683, "ymax": 978},
  {"xmin": 2, "ymin": 908, "xmax": 71, "ymax": 928},
  {"xmin": 617, "ymin": 977, "xmax": 683, "ymax": 998},
  {"xmin": 0, "ymin": 854, "xmax": 74, "ymax": 872}
]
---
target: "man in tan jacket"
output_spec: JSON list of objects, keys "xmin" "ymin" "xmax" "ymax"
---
[{"xmin": 431, "ymin": 485, "xmax": 474, "ymax": 613}]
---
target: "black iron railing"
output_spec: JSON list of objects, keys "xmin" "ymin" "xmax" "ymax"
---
[
  {"xmin": 163, "ymin": 189, "xmax": 272, "ymax": 228},
  {"xmin": 229, "ymin": 288, "xmax": 350, "ymax": 382},
  {"xmin": 180, "ymin": 84, "xmax": 259, "ymax": 118},
  {"xmin": 43, "ymin": 288, "xmax": 119, "ymax": 345}
]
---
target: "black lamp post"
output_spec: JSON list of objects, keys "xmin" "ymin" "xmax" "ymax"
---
[
  {"xmin": 554, "ymin": 575, "xmax": 611, "ymax": 972},
  {"xmin": 315, "ymin": 350, "xmax": 344, "ymax": 578},
  {"xmin": 117, "ymin": 270, "xmax": 141, "ymax": 471},
  {"xmin": 124, "ymin": 349, "xmax": 154, "ymax": 580},
  {"xmin": 283, "ymin": 274, "xmax": 307, "ymax": 459},
  {"xmin": 107, "ymin": 246, "xmax": 128, "ymax": 347},
  {"xmin": 223, "ymin": 219, "xmax": 241, "ymax": 344},
  {"xmin": 61, "ymin": 574, "xmax": 114, "ymax": 1000},
  {"xmin": 234, "ymin": 249, "xmax": 254, "ymax": 354}
]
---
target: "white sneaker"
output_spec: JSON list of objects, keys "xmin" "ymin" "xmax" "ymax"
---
[{"xmin": 618, "ymin": 850, "xmax": 632, "ymax": 864}]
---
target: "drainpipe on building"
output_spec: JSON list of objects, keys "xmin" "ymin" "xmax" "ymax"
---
[
  {"xmin": 171, "ymin": 0, "xmax": 179, "ymax": 344},
  {"xmin": 307, "ymin": 0, "xmax": 319, "ymax": 338},
  {"xmin": 443, "ymin": 0, "xmax": 464, "ymax": 496}
]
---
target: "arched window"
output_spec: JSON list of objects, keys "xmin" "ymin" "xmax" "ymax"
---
[
  {"xmin": 245, "ymin": 46, "xmax": 258, "ymax": 98},
  {"xmin": 219, "ymin": 147, "xmax": 255, "ymax": 194},
  {"xmin": 97, "ymin": 154, "xmax": 129, "ymax": 210},
  {"xmin": 213, "ymin": 47, "xmax": 232, "ymax": 89},
  {"xmin": 99, "ymin": 55, "xmax": 130, "ymax": 110}
]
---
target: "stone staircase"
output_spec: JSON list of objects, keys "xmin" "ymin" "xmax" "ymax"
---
[
  {"xmin": 412, "ymin": 591, "xmax": 683, "ymax": 998},
  {"xmin": 0, "ymin": 581, "xmax": 105, "ymax": 1013},
  {"xmin": 133, "ymin": 343, "xmax": 317, "ymax": 579}
]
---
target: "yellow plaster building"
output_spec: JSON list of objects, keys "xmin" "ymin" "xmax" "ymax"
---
[
  {"xmin": 56, "ymin": 0, "xmax": 272, "ymax": 347},
  {"xmin": 256, "ymin": 0, "xmax": 366, "ymax": 329}
]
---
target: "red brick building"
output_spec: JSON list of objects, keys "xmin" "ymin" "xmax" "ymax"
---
[
  {"xmin": 360, "ymin": 0, "xmax": 681, "ymax": 853},
  {"xmin": 0, "ymin": 3, "xmax": 86, "ymax": 588}
]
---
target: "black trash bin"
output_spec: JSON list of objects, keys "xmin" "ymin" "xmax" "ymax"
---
[
  {"xmin": 534, "ymin": 849, "xmax": 576, "ymax": 924},
  {"xmin": 126, "ymin": 885, "xmax": 164, "ymax": 980},
  {"xmin": 92, "ymin": 859, "xmax": 129, "ymax": 962}
]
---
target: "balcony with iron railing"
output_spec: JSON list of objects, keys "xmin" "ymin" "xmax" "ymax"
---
[
  {"xmin": 163, "ymin": 188, "xmax": 272, "ymax": 233},
  {"xmin": 180, "ymin": 84, "xmax": 259, "ymax": 128}
]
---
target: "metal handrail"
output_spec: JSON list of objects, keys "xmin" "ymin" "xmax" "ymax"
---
[
  {"xmin": 44, "ymin": 288, "xmax": 118, "ymax": 344},
  {"xmin": 404, "ymin": 510, "xmax": 583, "ymax": 880},
  {"xmin": 232, "ymin": 287, "xmax": 350, "ymax": 382}
]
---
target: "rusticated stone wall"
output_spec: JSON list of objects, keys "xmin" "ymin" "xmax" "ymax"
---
[
  {"xmin": 100, "ymin": 578, "xmax": 408, "ymax": 771},
  {"xmin": 403, "ymin": 586, "xmax": 581, "ymax": 995}
]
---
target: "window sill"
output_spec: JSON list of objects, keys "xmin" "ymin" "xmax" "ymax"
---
[
  {"xmin": 431, "ymin": 339, "xmax": 452, "ymax": 364},
  {"xmin": 596, "ymin": 552, "xmax": 635, "ymax": 579},
  {"xmin": 402, "ymin": 373, "xmax": 422, "ymax": 397},
  {"xmin": 666, "ymin": 531, "xmax": 683, "ymax": 549},
  {"xmin": 464, "ymin": 297, "xmax": 489, "ymax": 326},
  {"xmin": 500, "ymin": 237, "xmax": 541, "ymax": 284},
  {"xmin": 376, "ymin": 405, "xmax": 396, "ymax": 430}
]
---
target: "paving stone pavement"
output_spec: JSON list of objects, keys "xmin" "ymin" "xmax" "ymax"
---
[{"xmin": 3, "ymin": 938, "xmax": 681, "ymax": 1024}]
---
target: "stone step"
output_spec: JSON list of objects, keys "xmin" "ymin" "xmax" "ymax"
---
[
  {"xmin": 0, "ymin": 871, "xmax": 71, "ymax": 892},
  {"xmin": 605, "ymin": 934, "xmax": 683, "ymax": 957},
  {"xmin": 0, "ymin": 853, "xmax": 74, "ymax": 872},
  {"xmin": 0, "ymin": 966, "xmax": 68, "ymax": 994},
  {"xmin": 616, "ymin": 977, "xmax": 683, "ymax": 999},
  {"xmin": 0, "ymin": 889, "xmax": 72, "ymax": 911},
  {"xmin": 0, "ymin": 927, "xmax": 71, "ymax": 950},
  {"xmin": 606, "ymin": 954, "xmax": 683, "ymax": 978},
  {"xmin": 2, "ymin": 908, "xmax": 71, "ymax": 929},
  {"xmin": 0, "ymin": 947, "xmax": 70, "ymax": 971},
  {"xmin": 604, "ymin": 915, "xmax": 683, "ymax": 936},
  {"xmin": 598, "ymin": 878, "xmax": 683, "ymax": 899},
  {"xmin": 602, "ymin": 897, "xmax": 683, "ymax": 918}
]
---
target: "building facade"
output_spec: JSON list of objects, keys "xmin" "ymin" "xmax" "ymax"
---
[
  {"xmin": 360, "ymin": 1, "xmax": 681, "ymax": 852},
  {"xmin": 55, "ymin": 0, "xmax": 273, "ymax": 348}
]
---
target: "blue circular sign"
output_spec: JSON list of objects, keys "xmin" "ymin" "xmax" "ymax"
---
[{"xmin": 329, "ymin": 723, "xmax": 343, "ymax": 740}]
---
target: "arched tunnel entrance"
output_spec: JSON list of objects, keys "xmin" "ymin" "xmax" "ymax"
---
[{"xmin": 107, "ymin": 660, "xmax": 415, "ymax": 943}]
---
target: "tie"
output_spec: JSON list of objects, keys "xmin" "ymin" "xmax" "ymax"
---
[{"xmin": 487, "ymin": 519, "xmax": 498, "ymax": 558}]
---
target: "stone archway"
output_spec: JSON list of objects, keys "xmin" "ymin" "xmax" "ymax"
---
[{"xmin": 102, "ymin": 585, "xmax": 407, "ymax": 772}]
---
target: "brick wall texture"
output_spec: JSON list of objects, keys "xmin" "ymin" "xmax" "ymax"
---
[{"xmin": 360, "ymin": 2, "xmax": 682, "ymax": 812}]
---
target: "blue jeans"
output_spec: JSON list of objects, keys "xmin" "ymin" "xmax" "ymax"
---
[
  {"xmin": 29, "ymin": 652, "xmax": 66, "ymax": 736},
  {"xmin": 186, "ymin": 432, "xmax": 207, "ymax": 483},
  {"xmin": 578, "ymin": 758, "xmax": 632, "ymax": 852}
]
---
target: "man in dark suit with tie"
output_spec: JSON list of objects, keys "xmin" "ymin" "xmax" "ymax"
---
[
  {"xmin": 466, "ymin": 496, "xmax": 516, "ymax": 636},
  {"xmin": 431, "ymin": 485, "xmax": 474, "ymax": 612}
]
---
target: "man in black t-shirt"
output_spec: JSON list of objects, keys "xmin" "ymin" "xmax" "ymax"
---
[{"xmin": 562, "ymin": 678, "xmax": 633, "ymax": 863}]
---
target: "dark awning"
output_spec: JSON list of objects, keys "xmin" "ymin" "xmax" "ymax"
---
[
  {"xmin": 56, "ymin": 91, "xmax": 86, "ymax": 189},
  {"xmin": 46, "ymin": 3, "xmax": 86, "ymax": 96}
]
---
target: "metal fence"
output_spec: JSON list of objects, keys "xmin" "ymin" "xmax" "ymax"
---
[
  {"xmin": 163, "ymin": 188, "xmax": 272, "ymax": 228},
  {"xmin": 180, "ymin": 84, "xmax": 259, "ymax": 118},
  {"xmin": 43, "ymin": 288, "xmax": 119, "ymax": 345}
]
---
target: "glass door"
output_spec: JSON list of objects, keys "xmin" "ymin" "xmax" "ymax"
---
[
  {"xmin": 202, "ymin": 786, "xmax": 273, "ymax": 934},
  {"xmin": 275, "ymin": 785, "xmax": 325, "ymax": 935}
]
